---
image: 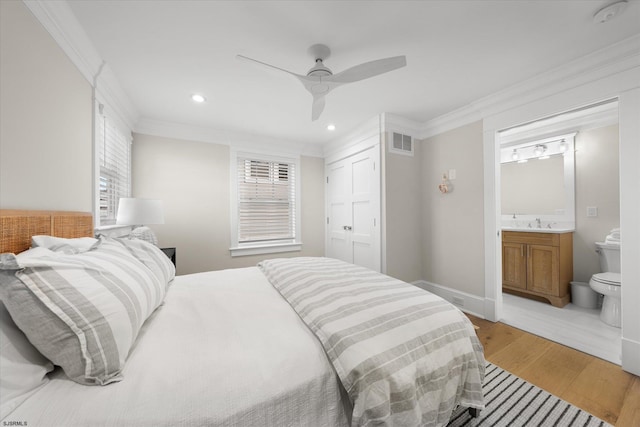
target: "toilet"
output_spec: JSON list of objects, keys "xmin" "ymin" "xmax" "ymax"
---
[{"xmin": 589, "ymin": 238, "xmax": 621, "ymax": 327}]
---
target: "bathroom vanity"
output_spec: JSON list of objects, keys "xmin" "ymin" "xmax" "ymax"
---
[{"xmin": 502, "ymin": 230, "xmax": 573, "ymax": 307}]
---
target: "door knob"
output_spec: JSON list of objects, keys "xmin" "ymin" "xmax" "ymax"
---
[{"xmin": 343, "ymin": 226, "xmax": 352, "ymax": 231}]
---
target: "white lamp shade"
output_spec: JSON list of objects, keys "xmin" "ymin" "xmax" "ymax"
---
[{"xmin": 116, "ymin": 198, "xmax": 164, "ymax": 225}]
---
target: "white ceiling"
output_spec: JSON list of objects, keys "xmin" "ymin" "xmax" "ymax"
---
[{"xmin": 66, "ymin": 0, "xmax": 640, "ymax": 146}]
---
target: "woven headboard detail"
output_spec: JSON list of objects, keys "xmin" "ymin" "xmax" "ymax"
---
[{"xmin": 0, "ymin": 210, "xmax": 93, "ymax": 254}]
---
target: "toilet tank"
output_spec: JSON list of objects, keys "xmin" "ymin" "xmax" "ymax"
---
[{"xmin": 595, "ymin": 242, "xmax": 621, "ymax": 273}]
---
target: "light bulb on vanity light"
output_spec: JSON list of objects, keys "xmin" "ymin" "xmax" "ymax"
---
[
  {"xmin": 533, "ymin": 144, "xmax": 546, "ymax": 157},
  {"xmin": 511, "ymin": 149, "xmax": 519, "ymax": 161},
  {"xmin": 558, "ymin": 139, "xmax": 567, "ymax": 153}
]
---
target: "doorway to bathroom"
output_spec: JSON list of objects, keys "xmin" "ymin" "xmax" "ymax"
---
[{"xmin": 497, "ymin": 100, "xmax": 622, "ymax": 365}]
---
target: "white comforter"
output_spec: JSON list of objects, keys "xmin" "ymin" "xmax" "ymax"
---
[{"xmin": 7, "ymin": 267, "xmax": 350, "ymax": 427}]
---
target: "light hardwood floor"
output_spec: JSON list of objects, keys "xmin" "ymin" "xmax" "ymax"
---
[{"xmin": 466, "ymin": 314, "xmax": 640, "ymax": 426}]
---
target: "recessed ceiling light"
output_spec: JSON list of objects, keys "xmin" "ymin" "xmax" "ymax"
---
[
  {"xmin": 327, "ymin": 124, "xmax": 336, "ymax": 131},
  {"xmin": 191, "ymin": 94, "xmax": 206, "ymax": 103}
]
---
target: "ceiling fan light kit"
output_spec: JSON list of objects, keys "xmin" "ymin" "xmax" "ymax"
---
[{"xmin": 237, "ymin": 44, "xmax": 406, "ymax": 121}]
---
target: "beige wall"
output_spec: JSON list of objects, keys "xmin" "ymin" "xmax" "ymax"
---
[
  {"xmin": 132, "ymin": 133, "xmax": 324, "ymax": 275},
  {"xmin": 574, "ymin": 124, "xmax": 620, "ymax": 282},
  {"xmin": 0, "ymin": 1, "xmax": 92, "ymax": 212},
  {"xmin": 419, "ymin": 121, "xmax": 485, "ymax": 296},
  {"xmin": 384, "ymin": 135, "xmax": 423, "ymax": 283}
]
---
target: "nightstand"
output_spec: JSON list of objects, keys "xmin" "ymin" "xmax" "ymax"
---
[{"xmin": 160, "ymin": 247, "xmax": 176, "ymax": 267}]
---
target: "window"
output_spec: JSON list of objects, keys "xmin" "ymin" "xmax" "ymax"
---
[
  {"xmin": 230, "ymin": 151, "xmax": 301, "ymax": 256},
  {"xmin": 96, "ymin": 106, "xmax": 131, "ymax": 227}
]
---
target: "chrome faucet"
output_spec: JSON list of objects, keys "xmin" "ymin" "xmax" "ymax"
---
[{"xmin": 536, "ymin": 218, "xmax": 541, "ymax": 228}]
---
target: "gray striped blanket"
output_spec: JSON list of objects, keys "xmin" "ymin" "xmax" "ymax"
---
[{"xmin": 258, "ymin": 257, "xmax": 485, "ymax": 427}]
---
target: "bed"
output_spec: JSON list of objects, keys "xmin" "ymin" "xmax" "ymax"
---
[{"xmin": 0, "ymin": 210, "xmax": 485, "ymax": 426}]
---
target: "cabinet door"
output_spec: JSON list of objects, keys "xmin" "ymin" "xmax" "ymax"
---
[
  {"xmin": 502, "ymin": 242, "xmax": 526, "ymax": 290},
  {"xmin": 528, "ymin": 244, "xmax": 559, "ymax": 295}
]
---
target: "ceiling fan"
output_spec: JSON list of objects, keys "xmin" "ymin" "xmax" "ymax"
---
[{"xmin": 237, "ymin": 44, "xmax": 407, "ymax": 121}]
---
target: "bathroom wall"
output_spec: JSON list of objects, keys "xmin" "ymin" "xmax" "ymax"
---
[
  {"xmin": 574, "ymin": 124, "xmax": 620, "ymax": 282},
  {"xmin": 132, "ymin": 133, "xmax": 325, "ymax": 275},
  {"xmin": 419, "ymin": 121, "xmax": 485, "ymax": 297}
]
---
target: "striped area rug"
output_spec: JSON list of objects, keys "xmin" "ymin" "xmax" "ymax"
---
[{"xmin": 447, "ymin": 363, "xmax": 612, "ymax": 426}]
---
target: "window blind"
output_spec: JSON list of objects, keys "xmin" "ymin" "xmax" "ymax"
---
[
  {"xmin": 236, "ymin": 157, "xmax": 296, "ymax": 244},
  {"xmin": 98, "ymin": 115, "xmax": 130, "ymax": 225}
]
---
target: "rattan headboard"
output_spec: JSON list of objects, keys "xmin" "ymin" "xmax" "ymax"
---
[{"xmin": 0, "ymin": 210, "xmax": 94, "ymax": 254}]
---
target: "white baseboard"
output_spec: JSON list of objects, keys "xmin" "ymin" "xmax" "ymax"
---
[
  {"xmin": 622, "ymin": 337, "xmax": 640, "ymax": 376},
  {"xmin": 412, "ymin": 280, "xmax": 486, "ymax": 319}
]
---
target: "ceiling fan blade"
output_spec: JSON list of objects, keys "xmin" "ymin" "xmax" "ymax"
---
[
  {"xmin": 329, "ymin": 56, "xmax": 407, "ymax": 84},
  {"xmin": 311, "ymin": 95, "xmax": 325, "ymax": 121},
  {"xmin": 236, "ymin": 54, "xmax": 305, "ymax": 79}
]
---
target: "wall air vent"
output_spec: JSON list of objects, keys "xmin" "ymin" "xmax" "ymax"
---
[{"xmin": 389, "ymin": 132, "xmax": 414, "ymax": 156}]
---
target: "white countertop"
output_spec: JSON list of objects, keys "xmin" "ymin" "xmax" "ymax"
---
[{"xmin": 501, "ymin": 226, "xmax": 575, "ymax": 234}]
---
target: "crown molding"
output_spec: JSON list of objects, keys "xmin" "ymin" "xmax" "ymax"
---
[
  {"xmin": 498, "ymin": 99, "xmax": 618, "ymax": 146},
  {"xmin": 381, "ymin": 113, "xmax": 422, "ymax": 137},
  {"xmin": 323, "ymin": 115, "xmax": 381, "ymax": 159},
  {"xmin": 23, "ymin": 0, "xmax": 139, "ymax": 130},
  {"xmin": 418, "ymin": 34, "xmax": 640, "ymax": 140},
  {"xmin": 135, "ymin": 117, "xmax": 324, "ymax": 158}
]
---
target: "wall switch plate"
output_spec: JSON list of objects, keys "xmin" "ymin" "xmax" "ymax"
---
[
  {"xmin": 448, "ymin": 169, "xmax": 456, "ymax": 180},
  {"xmin": 587, "ymin": 206, "xmax": 598, "ymax": 217}
]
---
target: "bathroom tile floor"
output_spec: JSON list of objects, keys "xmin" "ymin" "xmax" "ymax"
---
[{"xmin": 501, "ymin": 292, "xmax": 622, "ymax": 365}]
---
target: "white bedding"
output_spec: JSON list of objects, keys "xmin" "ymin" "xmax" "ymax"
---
[{"xmin": 5, "ymin": 267, "xmax": 350, "ymax": 427}]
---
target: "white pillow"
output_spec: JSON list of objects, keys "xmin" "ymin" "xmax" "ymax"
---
[
  {"xmin": 0, "ymin": 301, "xmax": 54, "ymax": 419},
  {"xmin": 116, "ymin": 237, "xmax": 176, "ymax": 285},
  {"xmin": 31, "ymin": 235, "xmax": 98, "ymax": 254},
  {"xmin": 0, "ymin": 236, "xmax": 166, "ymax": 385}
]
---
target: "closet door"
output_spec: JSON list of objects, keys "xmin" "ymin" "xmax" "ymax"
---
[
  {"xmin": 326, "ymin": 146, "xmax": 380, "ymax": 272},
  {"xmin": 326, "ymin": 159, "xmax": 351, "ymax": 263}
]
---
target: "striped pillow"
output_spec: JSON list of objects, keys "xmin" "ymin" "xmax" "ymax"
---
[
  {"xmin": 112, "ymin": 237, "xmax": 175, "ymax": 285},
  {"xmin": 0, "ymin": 236, "xmax": 167, "ymax": 385}
]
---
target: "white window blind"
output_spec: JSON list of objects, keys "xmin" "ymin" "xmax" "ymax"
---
[
  {"xmin": 97, "ymin": 114, "xmax": 131, "ymax": 225},
  {"xmin": 236, "ymin": 157, "xmax": 296, "ymax": 244}
]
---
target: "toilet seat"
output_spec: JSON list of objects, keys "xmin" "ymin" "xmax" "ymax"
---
[{"xmin": 591, "ymin": 272, "xmax": 621, "ymax": 286}]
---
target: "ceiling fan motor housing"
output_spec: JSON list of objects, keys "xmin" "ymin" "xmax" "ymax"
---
[{"xmin": 307, "ymin": 59, "xmax": 332, "ymax": 77}]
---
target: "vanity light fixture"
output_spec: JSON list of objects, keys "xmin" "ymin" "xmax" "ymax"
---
[
  {"xmin": 191, "ymin": 93, "xmax": 206, "ymax": 103},
  {"xmin": 533, "ymin": 144, "xmax": 546, "ymax": 157},
  {"xmin": 327, "ymin": 124, "xmax": 336, "ymax": 131},
  {"xmin": 511, "ymin": 149, "xmax": 519, "ymax": 161}
]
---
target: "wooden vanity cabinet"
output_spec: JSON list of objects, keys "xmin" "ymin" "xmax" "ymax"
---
[{"xmin": 502, "ymin": 231, "xmax": 573, "ymax": 307}]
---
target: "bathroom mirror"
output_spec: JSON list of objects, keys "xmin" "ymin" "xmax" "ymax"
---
[
  {"xmin": 499, "ymin": 133, "xmax": 576, "ymax": 223},
  {"xmin": 502, "ymin": 155, "xmax": 565, "ymax": 215}
]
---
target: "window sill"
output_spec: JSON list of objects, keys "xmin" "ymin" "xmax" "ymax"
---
[{"xmin": 230, "ymin": 242, "xmax": 302, "ymax": 257}]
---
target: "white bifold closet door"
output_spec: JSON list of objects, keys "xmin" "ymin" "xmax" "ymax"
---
[{"xmin": 326, "ymin": 145, "xmax": 381, "ymax": 272}]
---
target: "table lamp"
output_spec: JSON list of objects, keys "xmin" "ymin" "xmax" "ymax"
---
[{"xmin": 116, "ymin": 198, "xmax": 164, "ymax": 246}]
